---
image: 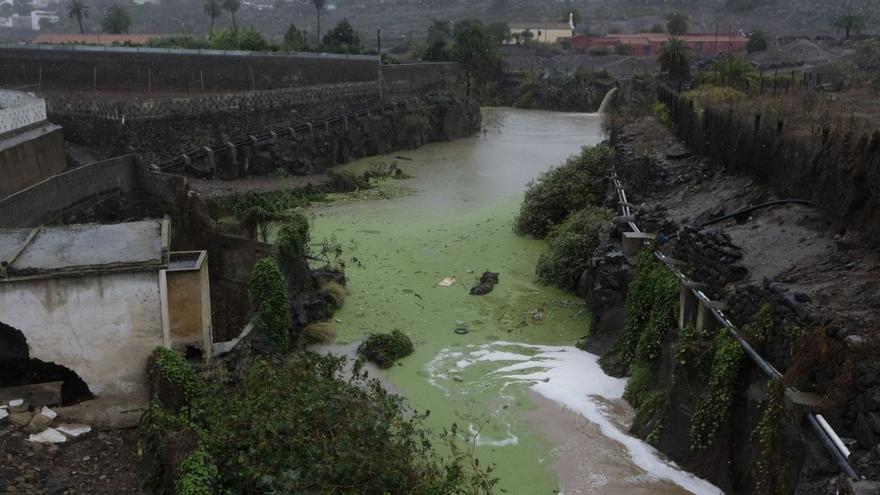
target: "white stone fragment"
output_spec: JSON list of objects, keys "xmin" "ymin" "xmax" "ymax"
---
[
  {"xmin": 28, "ymin": 427, "xmax": 67, "ymax": 444},
  {"xmin": 39, "ymin": 406, "xmax": 58, "ymax": 420},
  {"xmin": 0, "ymin": 409, "xmax": 8, "ymax": 421},
  {"xmin": 8, "ymin": 399, "xmax": 27, "ymax": 413},
  {"xmin": 56, "ymin": 424, "xmax": 91, "ymax": 438}
]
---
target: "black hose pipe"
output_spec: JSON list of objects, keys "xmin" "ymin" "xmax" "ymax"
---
[{"xmin": 700, "ymin": 199, "xmax": 814, "ymax": 228}]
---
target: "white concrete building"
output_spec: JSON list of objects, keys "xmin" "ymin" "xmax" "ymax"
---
[
  {"xmin": 0, "ymin": 220, "xmax": 213, "ymax": 413},
  {"xmin": 30, "ymin": 10, "xmax": 59, "ymax": 30}
]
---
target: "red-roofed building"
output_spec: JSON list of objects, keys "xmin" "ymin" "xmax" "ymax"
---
[
  {"xmin": 572, "ymin": 33, "xmax": 749, "ymax": 56},
  {"xmin": 31, "ymin": 33, "xmax": 164, "ymax": 45}
]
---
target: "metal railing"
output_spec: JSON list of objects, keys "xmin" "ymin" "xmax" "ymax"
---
[{"xmin": 609, "ymin": 169, "xmax": 860, "ymax": 480}]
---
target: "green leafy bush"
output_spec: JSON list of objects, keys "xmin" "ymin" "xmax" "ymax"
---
[
  {"xmin": 274, "ymin": 213, "xmax": 310, "ymax": 258},
  {"xmin": 683, "ymin": 85, "xmax": 748, "ymax": 111},
  {"xmin": 143, "ymin": 352, "xmax": 497, "ymax": 494},
  {"xmin": 357, "ymin": 330, "xmax": 415, "ymax": 368},
  {"xmin": 248, "ymin": 257, "xmax": 290, "ymax": 347},
  {"xmin": 175, "ymin": 446, "xmax": 218, "ymax": 495},
  {"xmin": 535, "ymin": 206, "xmax": 614, "ymax": 290},
  {"xmin": 210, "ymin": 27, "xmax": 270, "ymax": 51},
  {"xmin": 515, "ymin": 145, "xmax": 613, "ymax": 238}
]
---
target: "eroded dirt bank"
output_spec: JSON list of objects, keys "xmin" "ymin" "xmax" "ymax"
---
[{"xmin": 582, "ymin": 115, "xmax": 880, "ymax": 494}]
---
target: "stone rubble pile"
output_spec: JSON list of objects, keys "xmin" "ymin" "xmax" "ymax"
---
[{"xmin": 0, "ymin": 399, "xmax": 91, "ymax": 444}]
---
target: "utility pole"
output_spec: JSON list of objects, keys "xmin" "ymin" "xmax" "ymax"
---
[{"xmin": 714, "ymin": 22, "xmax": 718, "ymax": 54}]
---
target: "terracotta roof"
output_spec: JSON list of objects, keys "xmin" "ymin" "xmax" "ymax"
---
[{"xmin": 31, "ymin": 34, "xmax": 163, "ymax": 45}]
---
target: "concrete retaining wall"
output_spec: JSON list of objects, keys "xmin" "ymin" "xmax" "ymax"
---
[{"xmin": 0, "ymin": 124, "xmax": 66, "ymax": 198}]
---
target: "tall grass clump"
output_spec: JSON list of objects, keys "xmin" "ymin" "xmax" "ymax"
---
[{"xmin": 515, "ymin": 145, "xmax": 613, "ymax": 238}]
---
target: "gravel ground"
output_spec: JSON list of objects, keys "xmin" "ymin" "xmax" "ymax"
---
[{"xmin": 0, "ymin": 424, "xmax": 145, "ymax": 495}]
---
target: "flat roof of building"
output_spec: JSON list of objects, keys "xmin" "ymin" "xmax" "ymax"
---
[{"xmin": 0, "ymin": 220, "xmax": 168, "ymax": 282}]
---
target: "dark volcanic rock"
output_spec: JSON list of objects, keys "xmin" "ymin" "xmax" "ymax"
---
[{"xmin": 470, "ymin": 271, "xmax": 499, "ymax": 296}]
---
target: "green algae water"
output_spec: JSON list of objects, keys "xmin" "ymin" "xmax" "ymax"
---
[{"xmin": 306, "ymin": 108, "xmax": 720, "ymax": 495}]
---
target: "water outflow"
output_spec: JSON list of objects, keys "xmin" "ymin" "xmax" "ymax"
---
[{"xmin": 597, "ymin": 87, "xmax": 618, "ymax": 115}]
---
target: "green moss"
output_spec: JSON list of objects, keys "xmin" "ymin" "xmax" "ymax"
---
[
  {"xmin": 535, "ymin": 206, "xmax": 614, "ymax": 290},
  {"xmin": 248, "ymin": 257, "xmax": 291, "ymax": 347},
  {"xmin": 357, "ymin": 330, "xmax": 415, "ymax": 369},
  {"xmin": 689, "ymin": 330, "xmax": 745, "ymax": 450},
  {"xmin": 515, "ymin": 145, "xmax": 614, "ymax": 238}
]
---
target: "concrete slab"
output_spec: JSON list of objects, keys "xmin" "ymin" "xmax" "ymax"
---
[{"xmin": 0, "ymin": 220, "xmax": 165, "ymax": 279}]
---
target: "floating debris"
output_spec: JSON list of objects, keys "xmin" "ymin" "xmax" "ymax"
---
[
  {"xmin": 438, "ymin": 277, "xmax": 456, "ymax": 287},
  {"xmin": 454, "ymin": 327, "xmax": 469, "ymax": 335}
]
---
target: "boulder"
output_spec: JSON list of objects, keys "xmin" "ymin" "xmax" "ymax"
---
[
  {"xmin": 9, "ymin": 411, "xmax": 33, "ymax": 428},
  {"xmin": 8, "ymin": 399, "xmax": 27, "ymax": 413},
  {"xmin": 26, "ymin": 406, "xmax": 57, "ymax": 432}
]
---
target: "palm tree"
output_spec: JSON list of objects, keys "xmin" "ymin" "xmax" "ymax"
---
[
  {"xmin": 312, "ymin": 0, "xmax": 324, "ymax": 42},
  {"xmin": 67, "ymin": 0, "xmax": 89, "ymax": 34},
  {"xmin": 658, "ymin": 36, "xmax": 693, "ymax": 80},
  {"xmin": 832, "ymin": 13, "xmax": 865, "ymax": 39},
  {"xmin": 221, "ymin": 0, "xmax": 240, "ymax": 31},
  {"xmin": 204, "ymin": 0, "xmax": 221, "ymax": 32}
]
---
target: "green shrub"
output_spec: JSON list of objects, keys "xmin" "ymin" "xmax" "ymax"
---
[
  {"xmin": 683, "ymin": 85, "xmax": 748, "ymax": 111},
  {"xmin": 274, "ymin": 213, "xmax": 310, "ymax": 258},
  {"xmin": 142, "ymin": 352, "xmax": 497, "ymax": 494},
  {"xmin": 752, "ymin": 379, "xmax": 791, "ymax": 494},
  {"xmin": 148, "ymin": 347, "xmax": 208, "ymax": 414},
  {"xmin": 211, "ymin": 353, "xmax": 495, "ymax": 493},
  {"xmin": 357, "ymin": 330, "xmax": 415, "ymax": 368},
  {"xmin": 515, "ymin": 145, "xmax": 613, "ymax": 238},
  {"xmin": 652, "ymin": 101, "xmax": 671, "ymax": 126},
  {"xmin": 535, "ymin": 206, "xmax": 614, "ymax": 290},
  {"xmin": 210, "ymin": 27, "xmax": 270, "ymax": 51},
  {"xmin": 174, "ymin": 446, "xmax": 218, "ymax": 495},
  {"xmin": 248, "ymin": 257, "xmax": 290, "ymax": 347}
]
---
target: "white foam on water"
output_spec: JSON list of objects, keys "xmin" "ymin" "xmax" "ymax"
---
[{"xmin": 426, "ymin": 341, "xmax": 722, "ymax": 495}]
